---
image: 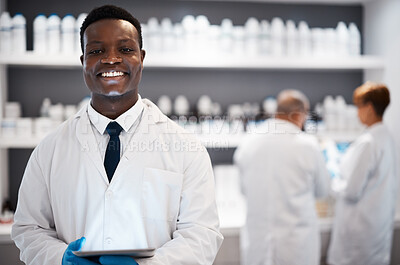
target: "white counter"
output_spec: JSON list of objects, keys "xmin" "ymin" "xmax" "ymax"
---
[
  {"xmin": 2, "ymin": 213, "xmax": 399, "ymax": 244},
  {"xmin": 0, "ymin": 223, "xmax": 12, "ymax": 244}
]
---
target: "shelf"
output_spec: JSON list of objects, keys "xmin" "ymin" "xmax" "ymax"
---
[
  {"xmin": 0, "ymin": 134, "xmax": 240, "ymax": 149},
  {"xmin": 0, "ymin": 223, "xmax": 12, "ymax": 243},
  {"xmin": 0, "ymin": 130, "xmax": 359, "ymax": 149},
  {"xmin": 0, "ymin": 51, "xmax": 384, "ymax": 71},
  {"xmin": 183, "ymin": 0, "xmax": 372, "ymax": 5},
  {"xmin": 0, "ymin": 136, "xmax": 44, "ymax": 149}
]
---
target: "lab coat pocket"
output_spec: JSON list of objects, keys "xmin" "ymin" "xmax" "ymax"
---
[{"xmin": 142, "ymin": 168, "xmax": 183, "ymax": 222}]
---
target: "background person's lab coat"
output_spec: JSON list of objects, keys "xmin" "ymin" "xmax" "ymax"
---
[
  {"xmin": 234, "ymin": 119, "xmax": 330, "ymax": 265},
  {"xmin": 11, "ymin": 99, "xmax": 223, "ymax": 265},
  {"xmin": 328, "ymin": 122, "xmax": 398, "ymax": 265}
]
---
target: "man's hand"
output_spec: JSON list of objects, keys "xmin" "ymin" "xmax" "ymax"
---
[
  {"xmin": 62, "ymin": 237, "xmax": 99, "ymax": 265},
  {"xmin": 99, "ymin": 256, "xmax": 138, "ymax": 265}
]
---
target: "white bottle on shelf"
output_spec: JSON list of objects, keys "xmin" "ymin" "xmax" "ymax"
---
[
  {"xmin": 40, "ymin": 97, "xmax": 52, "ymax": 117},
  {"xmin": 286, "ymin": 20, "xmax": 298, "ymax": 57},
  {"xmin": 0, "ymin": 11, "xmax": 12, "ymax": 53},
  {"xmin": 335, "ymin": 95, "xmax": 347, "ymax": 131},
  {"xmin": 173, "ymin": 23, "xmax": 185, "ymax": 53},
  {"xmin": 147, "ymin": 17, "xmax": 161, "ymax": 53},
  {"xmin": 312, "ymin": 28, "xmax": 324, "ymax": 57},
  {"xmin": 349, "ymin": 23, "xmax": 361, "ymax": 56},
  {"xmin": 61, "ymin": 14, "xmax": 76, "ymax": 55},
  {"xmin": 208, "ymin": 25, "xmax": 221, "ymax": 56},
  {"xmin": 182, "ymin": 15, "xmax": 196, "ymax": 55},
  {"xmin": 47, "ymin": 14, "xmax": 61, "ymax": 54},
  {"xmin": 11, "ymin": 13, "xmax": 26, "ymax": 54},
  {"xmin": 232, "ymin": 25, "xmax": 245, "ymax": 55},
  {"xmin": 298, "ymin": 21, "xmax": 312, "ymax": 57},
  {"xmin": 324, "ymin": 28, "xmax": 336, "ymax": 57},
  {"xmin": 160, "ymin": 17, "xmax": 174, "ymax": 52},
  {"xmin": 270, "ymin": 17, "xmax": 285, "ymax": 57},
  {"xmin": 157, "ymin": 95, "xmax": 173, "ymax": 116},
  {"xmin": 75, "ymin": 13, "xmax": 87, "ymax": 54},
  {"xmin": 196, "ymin": 15, "xmax": 210, "ymax": 54},
  {"xmin": 174, "ymin": 95, "xmax": 190, "ymax": 116},
  {"xmin": 259, "ymin": 20, "xmax": 271, "ymax": 55},
  {"xmin": 33, "ymin": 14, "xmax": 47, "ymax": 54},
  {"xmin": 336, "ymin": 21, "xmax": 350, "ymax": 57},
  {"xmin": 244, "ymin": 17, "xmax": 260, "ymax": 56},
  {"xmin": 219, "ymin": 18, "xmax": 233, "ymax": 54}
]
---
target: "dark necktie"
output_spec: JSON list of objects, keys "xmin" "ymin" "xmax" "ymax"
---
[{"xmin": 104, "ymin": 122, "xmax": 123, "ymax": 181}]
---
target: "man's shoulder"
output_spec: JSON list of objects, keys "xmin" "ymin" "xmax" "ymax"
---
[
  {"xmin": 142, "ymin": 98, "xmax": 198, "ymax": 139},
  {"xmin": 35, "ymin": 109, "xmax": 84, "ymax": 151}
]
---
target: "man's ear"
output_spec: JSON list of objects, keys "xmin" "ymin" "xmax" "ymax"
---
[
  {"xmin": 141, "ymin": 49, "xmax": 146, "ymax": 61},
  {"xmin": 140, "ymin": 50, "xmax": 146, "ymax": 70},
  {"xmin": 80, "ymin": 55, "xmax": 84, "ymax": 65}
]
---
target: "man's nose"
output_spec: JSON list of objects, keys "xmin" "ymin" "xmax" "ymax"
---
[{"xmin": 101, "ymin": 51, "xmax": 122, "ymax": 64}]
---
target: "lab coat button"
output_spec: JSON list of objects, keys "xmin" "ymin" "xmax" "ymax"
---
[
  {"xmin": 106, "ymin": 191, "xmax": 113, "ymax": 199},
  {"xmin": 105, "ymin": 238, "xmax": 112, "ymax": 244}
]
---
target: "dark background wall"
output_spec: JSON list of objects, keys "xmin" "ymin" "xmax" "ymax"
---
[{"xmin": 6, "ymin": 0, "xmax": 363, "ymax": 209}]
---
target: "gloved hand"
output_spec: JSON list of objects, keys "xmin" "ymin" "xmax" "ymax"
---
[
  {"xmin": 62, "ymin": 237, "xmax": 99, "ymax": 265},
  {"xmin": 99, "ymin": 255, "xmax": 138, "ymax": 265}
]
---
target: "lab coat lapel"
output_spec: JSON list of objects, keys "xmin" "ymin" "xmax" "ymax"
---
[
  {"xmin": 75, "ymin": 105, "xmax": 109, "ymax": 184},
  {"xmin": 115, "ymin": 101, "xmax": 163, "ymax": 177}
]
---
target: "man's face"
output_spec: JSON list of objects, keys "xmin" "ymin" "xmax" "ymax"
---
[
  {"xmin": 356, "ymin": 102, "xmax": 372, "ymax": 125},
  {"xmin": 80, "ymin": 19, "xmax": 145, "ymax": 99}
]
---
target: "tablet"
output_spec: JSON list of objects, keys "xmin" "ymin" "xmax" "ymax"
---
[{"xmin": 73, "ymin": 248, "xmax": 155, "ymax": 258}]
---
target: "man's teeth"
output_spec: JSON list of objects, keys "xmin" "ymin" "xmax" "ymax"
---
[{"xmin": 101, "ymin": 72, "xmax": 124, "ymax": 77}]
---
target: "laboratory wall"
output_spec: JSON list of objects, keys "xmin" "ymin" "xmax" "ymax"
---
[
  {"xmin": 5, "ymin": 0, "xmax": 364, "ymax": 210},
  {"xmin": 363, "ymin": 0, "xmax": 400, "ymax": 213},
  {"xmin": 5, "ymin": 1, "xmax": 395, "ymax": 265}
]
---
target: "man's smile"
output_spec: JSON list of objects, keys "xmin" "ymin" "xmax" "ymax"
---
[{"xmin": 97, "ymin": 70, "xmax": 129, "ymax": 78}]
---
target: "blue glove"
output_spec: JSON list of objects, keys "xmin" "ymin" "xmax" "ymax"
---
[
  {"xmin": 62, "ymin": 237, "xmax": 99, "ymax": 265},
  {"xmin": 99, "ymin": 255, "xmax": 138, "ymax": 265}
]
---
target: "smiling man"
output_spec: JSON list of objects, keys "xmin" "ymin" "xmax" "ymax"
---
[{"xmin": 11, "ymin": 5, "xmax": 223, "ymax": 265}]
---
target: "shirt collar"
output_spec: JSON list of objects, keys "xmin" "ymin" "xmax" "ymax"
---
[
  {"xmin": 88, "ymin": 94, "xmax": 144, "ymax": 135},
  {"xmin": 267, "ymin": 118, "xmax": 302, "ymax": 134}
]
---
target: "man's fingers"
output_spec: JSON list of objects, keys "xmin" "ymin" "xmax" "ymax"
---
[
  {"xmin": 99, "ymin": 255, "xmax": 138, "ymax": 265},
  {"xmin": 68, "ymin": 237, "xmax": 86, "ymax": 251},
  {"xmin": 72, "ymin": 256, "xmax": 100, "ymax": 265}
]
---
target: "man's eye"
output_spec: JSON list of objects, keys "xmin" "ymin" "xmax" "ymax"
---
[
  {"xmin": 121, "ymin": 48, "xmax": 134, "ymax": 52},
  {"xmin": 88, "ymin": 49, "xmax": 102, "ymax": 55}
]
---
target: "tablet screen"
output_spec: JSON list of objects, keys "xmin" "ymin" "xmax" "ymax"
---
[{"xmin": 73, "ymin": 248, "xmax": 155, "ymax": 258}]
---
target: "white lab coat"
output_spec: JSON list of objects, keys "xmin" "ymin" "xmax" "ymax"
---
[
  {"xmin": 327, "ymin": 122, "xmax": 398, "ymax": 265},
  {"xmin": 11, "ymin": 99, "xmax": 223, "ymax": 265},
  {"xmin": 234, "ymin": 119, "xmax": 330, "ymax": 265}
]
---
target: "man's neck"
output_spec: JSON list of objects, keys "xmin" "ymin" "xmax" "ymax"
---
[
  {"xmin": 91, "ymin": 93, "xmax": 138, "ymax": 120},
  {"xmin": 366, "ymin": 117, "xmax": 383, "ymax": 127}
]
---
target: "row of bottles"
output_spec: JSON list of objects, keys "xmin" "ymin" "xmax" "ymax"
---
[
  {"xmin": 32, "ymin": 13, "xmax": 87, "ymax": 54},
  {"xmin": 0, "ymin": 12, "xmax": 87, "ymax": 54},
  {"xmin": 1, "ymin": 11, "xmax": 361, "ymax": 57},
  {"xmin": 0, "ymin": 97, "xmax": 89, "ymax": 138},
  {"xmin": 143, "ymin": 15, "xmax": 362, "ymax": 57},
  {"xmin": 155, "ymin": 93, "xmax": 363, "ymax": 137},
  {"xmin": 0, "ymin": 94, "xmax": 362, "ymax": 143},
  {"xmin": 0, "ymin": 12, "xmax": 26, "ymax": 53}
]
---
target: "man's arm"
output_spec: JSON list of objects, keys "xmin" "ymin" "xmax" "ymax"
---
[
  {"xmin": 137, "ymin": 145, "xmax": 224, "ymax": 265},
  {"xmin": 340, "ymin": 140, "xmax": 373, "ymax": 203},
  {"xmin": 313, "ymin": 142, "xmax": 331, "ymax": 199},
  {"xmin": 11, "ymin": 148, "xmax": 68, "ymax": 265}
]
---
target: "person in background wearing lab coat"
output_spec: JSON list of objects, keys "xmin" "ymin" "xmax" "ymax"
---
[
  {"xmin": 234, "ymin": 89, "xmax": 331, "ymax": 265},
  {"xmin": 11, "ymin": 5, "xmax": 223, "ymax": 265},
  {"xmin": 327, "ymin": 82, "xmax": 398, "ymax": 265}
]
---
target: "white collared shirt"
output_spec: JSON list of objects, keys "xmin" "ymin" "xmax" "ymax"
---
[{"xmin": 87, "ymin": 94, "xmax": 144, "ymax": 161}]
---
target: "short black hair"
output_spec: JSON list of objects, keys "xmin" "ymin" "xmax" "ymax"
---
[
  {"xmin": 80, "ymin": 5, "xmax": 143, "ymax": 53},
  {"xmin": 353, "ymin": 82, "xmax": 390, "ymax": 117}
]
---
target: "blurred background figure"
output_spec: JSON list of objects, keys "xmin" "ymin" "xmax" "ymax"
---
[
  {"xmin": 328, "ymin": 82, "xmax": 398, "ymax": 265},
  {"xmin": 234, "ymin": 89, "xmax": 331, "ymax": 265}
]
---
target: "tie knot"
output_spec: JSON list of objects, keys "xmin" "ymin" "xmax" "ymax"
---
[{"xmin": 106, "ymin": 122, "xmax": 123, "ymax": 137}]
